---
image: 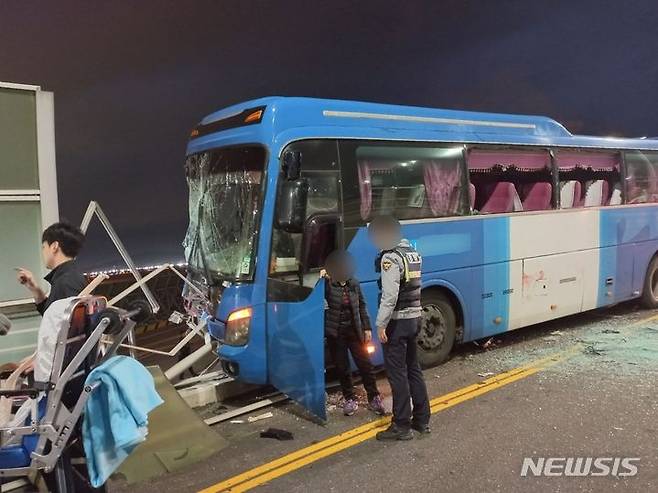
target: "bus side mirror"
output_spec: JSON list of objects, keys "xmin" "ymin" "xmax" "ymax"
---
[{"xmin": 275, "ymin": 178, "xmax": 309, "ymax": 233}]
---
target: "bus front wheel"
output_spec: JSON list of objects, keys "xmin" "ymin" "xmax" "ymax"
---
[
  {"xmin": 417, "ymin": 291, "xmax": 457, "ymax": 368},
  {"xmin": 641, "ymin": 255, "xmax": 658, "ymax": 309}
]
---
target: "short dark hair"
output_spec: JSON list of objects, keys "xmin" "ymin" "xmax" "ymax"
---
[
  {"xmin": 42, "ymin": 222, "xmax": 85, "ymax": 258},
  {"xmin": 368, "ymin": 215, "xmax": 400, "ymax": 235}
]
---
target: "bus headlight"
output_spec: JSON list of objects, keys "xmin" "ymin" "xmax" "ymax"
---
[{"xmin": 225, "ymin": 307, "xmax": 252, "ymax": 345}]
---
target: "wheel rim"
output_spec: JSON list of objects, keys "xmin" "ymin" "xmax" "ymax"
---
[{"xmin": 418, "ymin": 303, "xmax": 447, "ymax": 352}]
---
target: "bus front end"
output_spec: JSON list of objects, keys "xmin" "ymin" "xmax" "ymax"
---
[{"xmin": 183, "ymin": 128, "xmax": 273, "ymax": 385}]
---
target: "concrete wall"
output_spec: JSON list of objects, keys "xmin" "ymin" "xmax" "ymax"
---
[{"xmin": 0, "ymin": 82, "xmax": 58, "ymax": 364}]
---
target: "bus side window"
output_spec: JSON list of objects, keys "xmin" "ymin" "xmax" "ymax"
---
[
  {"xmin": 302, "ymin": 215, "xmax": 341, "ymax": 270},
  {"xmin": 624, "ymin": 151, "xmax": 658, "ymax": 204},
  {"xmin": 467, "ymin": 148, "xmax": 552, "ymax": 214},
  {"xmin": 270, "ymin": 140, "xmax": 341, "ymax": 283},
  {"xmin": 347, "ymin": 143, "xmax": 466, "ymax": 224},
  {"xmin": 555, "ymin": 151, "xmax": 621, "ymax": 208}
]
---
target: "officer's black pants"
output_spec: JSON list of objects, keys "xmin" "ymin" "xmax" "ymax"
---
[
  {"xmin": 383, "ymin": 318, "xmax": 430, "ymax": 429},
  {"xmin": 327, "ymin": 330, "xmax": 379, "ymax": 401}
]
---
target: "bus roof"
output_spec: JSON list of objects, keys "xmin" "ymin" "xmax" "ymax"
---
[{"xmin": 187, "ymin": 96, "xmax": 658, "ymax": 154}]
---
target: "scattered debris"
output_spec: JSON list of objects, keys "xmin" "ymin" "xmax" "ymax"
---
[
  {"xmin": 583, "ymin": 345, "xmax": 605, "ymax": 356},
  {"xmin": 260, "ymin": 428, "xmax": 294, "ymax": 441},
  {"xmin": 550, "ymin": 330, "xmax": 564, "ymax": 336},
  {"xmin": 326, "ymin": 392, "xmax": 344, "ymax": 407},
  {"xmin": 477, "ymin": 372, "xmax": 495, "ymax": 378},
  {"xmin": 229, "ymin": 420, "xmax": 244, "ymax": 424},
  {"xmin": 168, "ymin": 311, "xmax": 185, "ymax": 324},
  {"xmin": 482, "ymin": 338, "xmax": 496, "ymax": 349},
  {"xmin": 248, "ymin": 412, "xmax": 274, "ymax": 423},
  {"xmin": 205, "ymin": 403, "xmax": 228, "ymax": 415},
  {"xmin": 326, "ymin": 388, "xmax": 369, "ymax": 407}
]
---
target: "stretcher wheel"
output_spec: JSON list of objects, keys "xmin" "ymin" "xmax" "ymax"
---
[
  {"xmin": 127, "ymin": 299, "xmax": 152, "ymax": 323},
  {"xmin": 98, "ymin": 308, "xmax": 122, "ymax": 335}
]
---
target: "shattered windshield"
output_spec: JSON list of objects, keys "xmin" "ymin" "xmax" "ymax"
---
[{"xmin": 183, "ymin": 146, "xmax": 266, "ymax": 282}]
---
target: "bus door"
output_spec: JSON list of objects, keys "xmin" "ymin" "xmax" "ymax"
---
[
  {"xmin": 266, "ymin": 279, "xmax": 326, "ymax": 421},
  {"xmin": 266, "ymin": 140, "xmax": 342, "ymax": 421},
  {"xmin": 267, "ymin": 214, "xmax": 342, "ymax": 421}
]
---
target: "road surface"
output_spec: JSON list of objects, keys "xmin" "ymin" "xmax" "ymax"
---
[{"xmin": 109, "ymin": 301, "xmax": 658, "ymax": 493}]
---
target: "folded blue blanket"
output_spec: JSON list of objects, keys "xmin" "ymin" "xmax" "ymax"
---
[{"xmin": 82, "ymin": 356, "xmax": 163, "ymax": 487}]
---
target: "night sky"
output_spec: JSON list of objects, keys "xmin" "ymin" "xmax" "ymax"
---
[{"xmin": 2, "ymin": 1, "xmax": 658, "ymax": 269}]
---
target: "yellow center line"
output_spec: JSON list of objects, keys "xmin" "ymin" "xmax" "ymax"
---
[{"xmin": 198, "ymin": 347, "xmax": 576, "ymax": 493}]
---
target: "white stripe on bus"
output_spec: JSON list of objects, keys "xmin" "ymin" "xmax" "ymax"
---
[{"xmin": 322, "ymin": 110, "xmax": 537, "ymax": 130}]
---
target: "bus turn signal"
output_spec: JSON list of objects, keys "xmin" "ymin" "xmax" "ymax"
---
[{"xmin": 244, "ymin": 109, "xmax": 263, "ymax": 123}]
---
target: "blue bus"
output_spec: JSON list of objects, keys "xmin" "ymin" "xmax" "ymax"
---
[{"xmin": 182, "ymin": 97, "xmax": 658, "ymax": 419}]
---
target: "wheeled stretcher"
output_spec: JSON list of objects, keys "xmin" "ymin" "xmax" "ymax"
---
[{"xmin": 0, "ymin": 296, "xmax": 150, "ymax": 492}]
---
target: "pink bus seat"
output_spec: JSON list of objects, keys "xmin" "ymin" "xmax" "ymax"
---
[
  {"xmin": 481, "ymin": 182, "xmax": 523, "ymax": 214},
  {"xmin": 522, "ymin": 182, "xmax": 552, "ymax": 211}
]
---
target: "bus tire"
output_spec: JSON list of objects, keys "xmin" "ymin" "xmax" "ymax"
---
[
  {"xmin": 641, "ymin": 255, "xmax": 658, "ymax": 309},
  {"xmin": 417, "ymin": 291, "xmax": 457, "ymax": 368}
]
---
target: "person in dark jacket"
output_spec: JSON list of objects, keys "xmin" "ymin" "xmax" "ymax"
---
[
  {"xmin": 16, "ymin": 222, "xmax": 87, "ymax": 315},
  {"xmin": 323, "ymin": 249, "xmax": 385, "ymax": 416}
]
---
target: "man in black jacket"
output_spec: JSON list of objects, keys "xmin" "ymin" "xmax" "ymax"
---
[
  {"xmin": 323, "ymin": 250, "xmax": 385, "ymax": 416},
  {"xmin": 16, "ymin": 222, "xmax": 87, "ymax": 315}
]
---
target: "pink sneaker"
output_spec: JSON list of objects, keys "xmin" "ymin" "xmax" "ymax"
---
[
  {"xmin": 343, "ymin": 398, "xmax": 358, "ymax": 416},
  {"xmin": 368, "ymin": 395, "xmax": 386, "ymax": 415}
]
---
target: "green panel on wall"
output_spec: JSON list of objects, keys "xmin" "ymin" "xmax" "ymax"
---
[
  {"xmin": 0, "ymin": 202, "xmax": 43, "ymax": 302},
  {"xmin": 0, "ymin": 87, "xmax": 39, "ymax": 189},
  {"xmin": 0, "ymin": 311, "xmax": 40, "ymax": 364}
]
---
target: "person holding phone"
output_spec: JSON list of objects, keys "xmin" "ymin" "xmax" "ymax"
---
[{"xmin": 16, "ymin": 221, "xmax": 87, "ymax": 315}]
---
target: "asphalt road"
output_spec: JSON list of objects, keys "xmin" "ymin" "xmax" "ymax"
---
[{"xmin": 109, "ymin": 301, "xmax": 658, "ymax": 493}]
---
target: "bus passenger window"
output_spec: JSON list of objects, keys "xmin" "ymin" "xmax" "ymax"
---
[
  {"xmin": 270, "ymin": 140, "xmax": 341, "ymax": 285},
  {"xmin": 270, "ymin": 173, "xmax": 339, "ymax": 276},
  {"xmin": 467, "ymin": 149, "xmax": 552, "ymax": 213},
  {"xmin": 624, "ymin": 151, "xmax": 658, "ymax": 204},
  {"xmin": 355, "ymin": 145, "xmax": 465, "ymax": 221},
  {"xmin": 270, "ymin": 228, "xmax": 300, "ymax": 274},
  {"xmin": 555, "ymin": 151, "xmax": 621, "ymax": 208},
  {"xmin": 303, "ymin": 217, "xmax": 339, "ymax": 270}
]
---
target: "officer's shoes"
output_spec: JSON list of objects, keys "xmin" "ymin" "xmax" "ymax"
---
[
  {"xmin": 376, "ymin": 424, "xmax": 414, "ymax": 441},
  {"xmin": 411, "ymin": 421, "xmax": 431, "ymax": 434}
]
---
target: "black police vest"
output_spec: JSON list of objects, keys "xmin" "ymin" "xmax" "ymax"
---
[{"xmin": 375, "ymin": 244, "xmax": 422, "ymax": 311}]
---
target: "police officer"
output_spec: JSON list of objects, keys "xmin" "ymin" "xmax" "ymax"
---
[{"xmin": 369, "ymin": 215, "xmax": 430, "ymax": 440}]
